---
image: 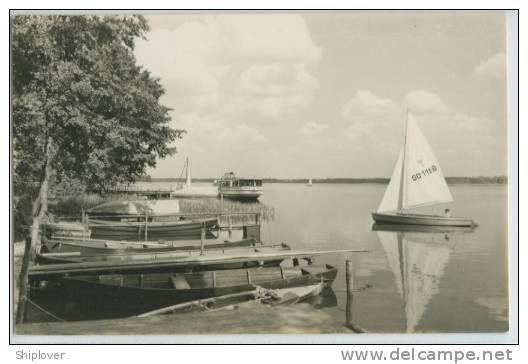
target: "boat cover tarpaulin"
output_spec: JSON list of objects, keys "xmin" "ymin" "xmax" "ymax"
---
[{"xmin": 87, "ymin": 200, "xmax": 180, "ymax": 216}]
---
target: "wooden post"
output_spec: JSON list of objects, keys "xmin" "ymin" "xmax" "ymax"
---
[
  {"xmin": 228, "ymin": 215, "xmax": 232, "ymax": 239},
  {"xmin": 346, "ymin": 260, "xmax": 354, "ymax": 330},
  {"xmin": 81, "ymin": 208, "xmax": 86, "ymax": 242},
  {"xmin": 200, "ymin": 222, "xmax": 205, "ymax": 256},
  {"xmin": 345, "ymin": 259, "xmax": 365, "ymax": 333},
  {"xmin": 144, "ymin": 209, "xmax": 148, "ymax": 241}
]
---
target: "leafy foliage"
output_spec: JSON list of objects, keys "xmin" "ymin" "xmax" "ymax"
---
[{"xmin": 12, "ymin": 15, "xmax": 184, "ymax": 239}]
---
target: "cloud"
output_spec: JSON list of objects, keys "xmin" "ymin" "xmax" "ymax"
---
[
  {"xmin": 299, "ymin": 121, "xmax": 329, "ymax": 138},
  {"xmin": 135, "ymin": 14, "xmax": 321, "ymax": 103},
  {"xmin": 338, "ymin": 89, "xmax": 504, "ymax": 176},
  {"xmin": 340, "ymin": 90, "xmax": 403, "ymax": 142},
  {"xmin": 403, "ymin": 89, "xmax": 450, "ymax": 114},
  {"xmin": 234, "ymin": 63, "xmax": 319, "ymax": 118},
  {"xmin": 472, "ymin": 52, "xmax": 506, "ymax": 78},
  {"xmin": 341, "ymin": 90, "xmax": 399, "ymax": 119}
]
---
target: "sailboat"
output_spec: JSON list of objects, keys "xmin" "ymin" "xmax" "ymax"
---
[
  {"xmin": 372, "ymin": 112, "xmax": 476, "ymax": 227},
  {"xmin": 376, "ymin": 229, "xmax": 451, "ymax": 333},
  {"xmin": 307, "ymin": 178, "xmax": 313, "ymax": 187},
  {"xmin": 170, "ymin": 158, "xmax": 218, "ymax": 198}
]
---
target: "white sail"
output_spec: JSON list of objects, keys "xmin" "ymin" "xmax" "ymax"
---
[
  {"xmin": 377, "ymin": 112, "xmax": 453, "ymax": 213},
  {"xmin": 377, "ymin": 231, "xmax": 451, "ymax": 333},
  {"xmin": 401, "ymin": 113, "xmax": 453, "ymax": 209},
  {"xmin": 377, "ymin": 149, "xmax": 404, "ymax": 212},
  {"xmin": 185, "ymin": 158, "xmax": 192, "ymax": 187}
]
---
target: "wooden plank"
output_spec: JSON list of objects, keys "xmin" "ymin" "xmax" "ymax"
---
[{"xmin": 29, "ymin": 248, "xmax": 368, "ymax": 278}]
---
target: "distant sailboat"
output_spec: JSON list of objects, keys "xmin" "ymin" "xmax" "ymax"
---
[
  {"xmin": 307, "ymin": 178, "xmax": 313, "ymax": 187},
  {"xmin": 171, "ymin": 158, "xmax": 218, "ymax": 198},
  {"xmin": 372, "ymin": 112, "xmax": 476, "ymax": 227},
  {"xmin": 377, "ymin": 230, "xmax": 451, "ymax": 333}
]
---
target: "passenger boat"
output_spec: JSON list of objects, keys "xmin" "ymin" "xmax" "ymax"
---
[
  {"xmin": 41, "ymin": 236, "xmax": 260, "ymax": 256},
  {"xmin": 170, "ymin": 157, "xmax": 218, "ymax": 198},
  {"xmin": 217, "ymin": 172, "xmax": 263, "ymax": 200},
  {"xmin": 372, "ymin": 111, "xmax": 476, "ymax": 227},
  {"xmin": 48, "ymin": 264, "xmax": 337, "ymax": 317}
]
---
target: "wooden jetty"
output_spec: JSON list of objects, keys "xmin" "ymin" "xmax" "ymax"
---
[
  {"xmin": 105, "ymin": 184, "xmax": 175, "ymax": 199},
  {"xmin": 15, "ymin": 303, "xmax": 350, "ymax": 336},
  {"xmin": 28, "ymin": 248, "xmax": 368, "ymax": 279}
]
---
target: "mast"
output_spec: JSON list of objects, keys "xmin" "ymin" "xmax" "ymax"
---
[
  {"xmin": 396, "ymin": 110, "xmax": 409, "ymax": 212},
  {"xmin": 185, "ymin": 157, "xmax": 191, "ymax": 187}
]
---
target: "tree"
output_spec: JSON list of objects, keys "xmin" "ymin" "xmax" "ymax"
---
[
  {"xmin": 12, "ymin": 16, "xmax": 185, "ymax": 322},
  {"xmin": 11, "ymin": 15, "xmax": 184, "ymax": 239}
]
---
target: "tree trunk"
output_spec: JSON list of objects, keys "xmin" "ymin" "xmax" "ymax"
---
[{"xmin": 16, "ymin": 137, "xmax": 54, "ymax": 324}]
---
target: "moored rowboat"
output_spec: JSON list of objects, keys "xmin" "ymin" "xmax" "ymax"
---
[
  {"xmin": 41, "ymin": 236, "xmax": 259, "ymax": 256},
  {"xmin": 88, "ymin": 217, "xmax": 218, "ymax": 240},
  {"xmin": 34, "ymin": 264, "xmax": 337, "ymax": 319}
]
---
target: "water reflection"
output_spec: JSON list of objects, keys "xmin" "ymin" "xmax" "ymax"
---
[{"xmin": 372, "ymin": 223, "xmax": 474, "ymax": 333}]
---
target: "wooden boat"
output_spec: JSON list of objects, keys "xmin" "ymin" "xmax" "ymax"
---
[
  {"xmin": 87, "ymin": 217, "xmax": 218, "ymax": 240},
  {"xmin": 307, "ymin": 178, "xmax": 313, "ymax": 187},
  {"xmin": 137, "ymin": 282, "xmax": 324, "ymax": 317},
  {"xmin": 372, "ymin": 111, "xmax": 476, "ymax": 227},
  {"xmin": 51, "ymin": 264, "xmax": 337, "ymax": 317},
  {"xmin": 217, "ymin": 172, "xmax": 263, "ymax": 200},
  {"xmin": 170, "ymin": 157, "xmax": 218, "ymax": 198},
  {"xmin": 41, "ymin": 236, "xmax": 259, "ymax": 256}
]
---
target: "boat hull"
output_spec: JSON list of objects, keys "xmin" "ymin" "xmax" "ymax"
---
[
  {"xmin": 219, "ymin": 189, "xmax": 264, "ymax": 200},
  {"xmin": 41, "ymin": 237, "xmax": 258, "ymax": 256},
  {"xmin": 372, "ymin": 222, "xmax": 475, "ymax": 233},
  {"xmin": 88, "ymin": 217, "xmax": 218, "ymax": 240},
  {"xmin": 372, "ymin": 212, "xmax": 476, "ymax": 227},
  {"xmin": 30, "ymin": 264, "xmax": 336, "ymax": 320}
]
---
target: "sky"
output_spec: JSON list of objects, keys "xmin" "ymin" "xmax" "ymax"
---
[{"xmin": 134, "ymin": 11, "xmax": 508, "ymax": 179}]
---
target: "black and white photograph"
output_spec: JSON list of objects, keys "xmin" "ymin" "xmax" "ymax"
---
[{"xmin": 9, "ymin": 9, "xmax": 517, "ymax": 344}]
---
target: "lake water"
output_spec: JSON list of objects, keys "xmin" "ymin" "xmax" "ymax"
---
[
  {"xmin": 29, "ymin": 182, "xmax": 508, "ymax": 333},
  {"xmin": 257, "ymin": 182, "xmax": 509, "ymax": 333}
]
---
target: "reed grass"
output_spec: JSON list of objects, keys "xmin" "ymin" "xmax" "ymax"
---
[
  {"xmin": 179, "ymin": 198, "xmax": 275, "ymax": 224},
  {"xmin": 51, "ymin": 194, "xmax": 274, "ymax": 224}
]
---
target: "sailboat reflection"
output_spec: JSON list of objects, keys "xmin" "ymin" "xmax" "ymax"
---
[{"xmin": 373, "ymin": 223, "xmax": 469, "ymax": 333}]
